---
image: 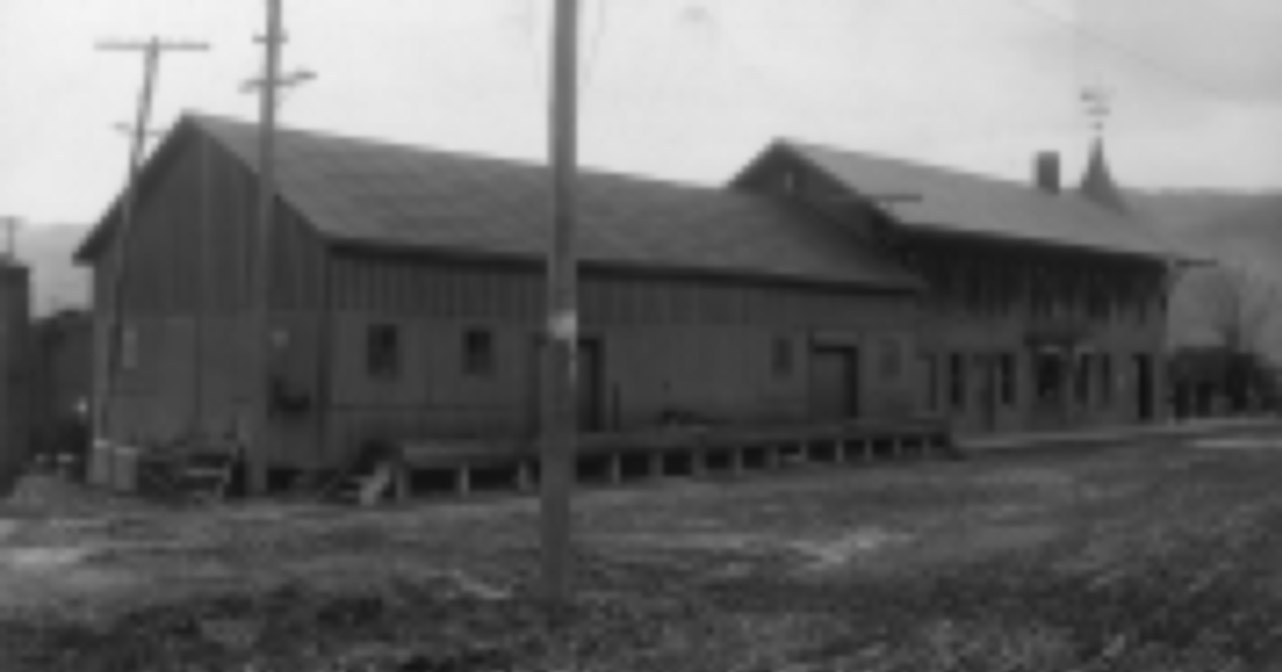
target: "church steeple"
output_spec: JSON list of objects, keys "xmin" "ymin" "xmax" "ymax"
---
[
  {"xmin": 1078, "ymin": 86, "xmax": 1129, "ymax": 213},
  {"xmin": 1080, "ymin": 138, "xmax": 1129, "ymax": 213}
]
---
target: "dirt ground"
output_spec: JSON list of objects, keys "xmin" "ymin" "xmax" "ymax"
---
[{"xmin": 4, "ymin": 430, "xmax": 1282, "ymax": 671}]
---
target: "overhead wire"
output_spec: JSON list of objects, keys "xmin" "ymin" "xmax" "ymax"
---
[{"xmin": 1005, "ymin": 0, "xmax": 1255, "ymax": 105}]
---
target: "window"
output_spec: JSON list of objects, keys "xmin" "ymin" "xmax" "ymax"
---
[
  {"xmin": 1035, "ymin": 351, "xmax": 1063, "ymax": 402},
  {"xmin": 1075, "ymin": 354, "xmax": 1092, "ymax": 405},
  {"xmin": 949, "ymin": 353, "xmax": 966, "ymax": 410},
  {"xmin": 771, "ymin": 336, "xmax": 793, "ymax": 379},
  {"xmin": 879, "ymin": 338, "xmax": 902, "ymax": 380},
  {"xmin": 999, "ymin": 353, "xmax": 1016, "ymax": 405},
  {"xmin": 1098, "ymin": 354, "xmax": 1113, "ymax": 405},
  {"xmin": 923, "ymin": 354, "xmax": 939, "ymax": 411},
  {"xmin": 464, "ymin": 328, "xmax": 496, "ymax": 376},
  {"xmin": 118, "ymin": 324, "xmax": 139, "ymax": 371},
  {"xmin": 366, "ymin": 323, "xmax": 401, "ymax": 379}
]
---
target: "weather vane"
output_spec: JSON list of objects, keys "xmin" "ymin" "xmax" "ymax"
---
[{"xmin": 1081, "ymin": 85, "xmax": 1113, "ymax": 138}]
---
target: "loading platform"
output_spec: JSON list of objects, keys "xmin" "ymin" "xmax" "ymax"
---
[{"xmin": 364, "ymin": 417, "xmax": 954, "ymax": 500}]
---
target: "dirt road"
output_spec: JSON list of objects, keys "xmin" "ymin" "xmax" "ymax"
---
[{"xmin": 3, "ymin": 428, "xmax": 1282, "ymax": 670}]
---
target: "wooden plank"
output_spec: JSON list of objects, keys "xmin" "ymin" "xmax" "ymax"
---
[{"xmin": 396, "ymin": 417, "xmax": 951, "ymax": 469}]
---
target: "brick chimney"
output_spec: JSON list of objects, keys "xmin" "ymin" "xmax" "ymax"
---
[{"xmin": 1034, "ymin": 151, "xmax": 1060, "ymax": 194}]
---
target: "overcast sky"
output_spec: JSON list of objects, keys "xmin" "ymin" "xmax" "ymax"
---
[{"xmin": 2, "ymin": 0, "xmax": 1280, "ymax": 229}]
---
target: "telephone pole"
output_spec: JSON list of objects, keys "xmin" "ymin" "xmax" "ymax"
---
[
  {"xmin": 242, "ymin": 68, "xmax": 315, "ymax": 99},
  {"xmin": 247, "ymin": 0, "xmax": 285, "ymax": 493},
  {"xmin": 541, "ymin": 0, "xmax": 581, "ymax": 616},
  {"xmin": 92, "ymin": 37, "xmax": 208, "ymax": 477}
]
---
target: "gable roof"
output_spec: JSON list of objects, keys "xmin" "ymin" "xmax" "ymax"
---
[
  {"xmin": 743, "ymin": 139, "xmax": 1182, "ymax": 260},
  {"xmin": 79, "ymin": 114, "xmax": 919, "ymax": 291}
]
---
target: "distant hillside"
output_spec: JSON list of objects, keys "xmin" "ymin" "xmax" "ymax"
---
[
  {"xmin": 1133, "ymin": 190, "xmax": 1282, "ymax": 265},
  {"xmin": 18, "ymin": 224, "xmax": 89, "ymax": 317},
  {"xmin": 1131, "ymin": 191, "xmax": 1280, "ymax": 234},
  {"xmin": 1138, "ymin": 190, "xmax": 1282, "ymax": 359}
]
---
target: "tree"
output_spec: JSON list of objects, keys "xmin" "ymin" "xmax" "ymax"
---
[
  {"xmin": 1174, "ymin": 263, "xmax": 1282, "ymax": 411},
  {"xmin": 1193, "ymin": 264, "xmax": 1279, "ymax": 355}
]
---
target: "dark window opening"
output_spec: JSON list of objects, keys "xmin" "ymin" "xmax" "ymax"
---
[
  {"xmin": 999, "ymin": 353, "xmax": 1016, "ymax": 405},
  {"xmin": 1035, "ymin": 352, "xmax": 1064, "ymax": 403},
  {"xmin": 464, "ymin": 328, "xmax": 496, "ymax": 376},
  {"xmin": 924, "ymin": 354, "xmax": 939, "ymax": 411},
  {"xmin": 367, "ymin": 323, "xmax": 401, "ymax": 379},
  {"xmin": 1098, "ymin": 354, "xmax": 1113, "ymax": 405},
  {"xmin": 771, "ymin": 336, "xmax": 793, "ymax": 379},
  {"xmin": 1075, "ymin": 354, "xmax": 1093, "ymax": 405},
  {"xmin": 949, "ymin": 353, "xmax": 966, "ymax": 410}
]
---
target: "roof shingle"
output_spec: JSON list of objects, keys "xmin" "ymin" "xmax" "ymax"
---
[
  {"xmin": 193, "ymin": 115, "xmax": 918, "ymax": 290},
  {"xmin": 773, "ymin": 140, "xmax": 1181, "ymax": 259}
]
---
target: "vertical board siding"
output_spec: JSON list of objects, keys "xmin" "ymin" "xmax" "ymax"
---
[
  {"xmin": 202, "ymin": 135, "xmax": 255, "ymax": 315},
  {"xmin": 330, "ymin": 254, "xmax": 909, "ymax": 330},
  {"xmin": 269, "ymin": 205, "xmax": 324, "ymax": 311},
  {"xmin": 322, "ymin": 252, "xmax": 919, "ymax": 461},
  {"xmin": 91, "ymin": 129, "xmax": 328, "ymax": 452},
  {"xmin": 912, "ymin": 236, "xmax": 1169, "ymax": 434}
]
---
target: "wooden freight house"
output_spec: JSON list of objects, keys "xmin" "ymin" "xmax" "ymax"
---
[
  {"xmin": 734, "ymin": 139, "xmax": 1182, "ymax": 435},
  {"xmin": 75, "ymin": 114, "xmax": 926, "ymax": 492}
]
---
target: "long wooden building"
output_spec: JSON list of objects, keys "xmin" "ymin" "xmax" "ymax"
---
[
  {"xmin": 76, "ymin": 115, "xmax": 929, "ymax": 492},
  {"xmin": 77, "ymin": 114, "xmax": 1178, "ymax": 494}
]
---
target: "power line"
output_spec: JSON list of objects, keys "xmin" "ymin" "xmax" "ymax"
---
[{"xmin": 1005, "ymin": 0, "xmax": 1251, "ymax": 105}]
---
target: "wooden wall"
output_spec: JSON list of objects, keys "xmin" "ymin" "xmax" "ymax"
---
[
  {"xmin": 909, "ymin": 239, "xmax": 1170, "ymax": 434},
  {"xmin": 85, "ymin": 122, "xmax": 922, "ymax": 472},
  {"xmin": 89, "ymin": 125, "xmax": 328, "ymax": 460},
  {"xmin": 737, "ymin": 149, "xmax": 1173, "ymax": 436},
  {"xmin": 320, "ymin": 254, "xmax": 921, "ymax": 461}
]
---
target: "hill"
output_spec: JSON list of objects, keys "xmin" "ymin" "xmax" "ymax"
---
[
  {"xmin": 17, "ymin": 224, "xmax": 89, "ymax": 317},
  {"xmin": 1133, "ymin": 190, "xmax": 1282, "ymax": 266},
  {"xmin": 1137, "ymin": 190, "xmax": 1282, "ymax": 358}
]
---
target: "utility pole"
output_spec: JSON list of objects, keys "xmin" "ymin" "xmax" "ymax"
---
[
  {"xmin": 113, "ymin": 122, "xmax": 163, "ymax": 142},
  {"xmin": 541, "ymin": 0, "xmax": 581, "ymax": 617},
  {"xmin": 247, "ymin": 0, "xmax": 285, "ymax": 494},
  {"xmin": 92, "ymin": 37, "xmax": 208, "ymax": 483},
  {"xmin": 0, "ymin": 216, "xmax": 20, "ymax": 260},
  {"xmin": 242, "ymin": 68, "xmax": 315, "ymax": 99}
]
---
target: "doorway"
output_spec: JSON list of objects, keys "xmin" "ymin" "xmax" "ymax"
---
[
  {"xmin": 809, "ymin": 346, "xmax": 860, "ymax": 421},
  {"xmin": 1134, "ymin": 354, "xmax": 1154, "ymax": 421},
  {"xmin": 1031, "ymin": 349, "xmax": 1069, "ymax": 430},
  {"xmin": 978, "ymin": 353, "xmax": 1000, "ymax": 432},
  {"xmin": 527, "ymin": 335, "xmax": 607, "ymax": 435},
  {"xmin": 576, "ymin": 337, "xmax": 605, "ymax": 432}
]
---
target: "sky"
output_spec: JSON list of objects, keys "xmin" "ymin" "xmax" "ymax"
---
[{"xmin": 1, "ymin": 0, "xmax": 1281, "ymax": 230}]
